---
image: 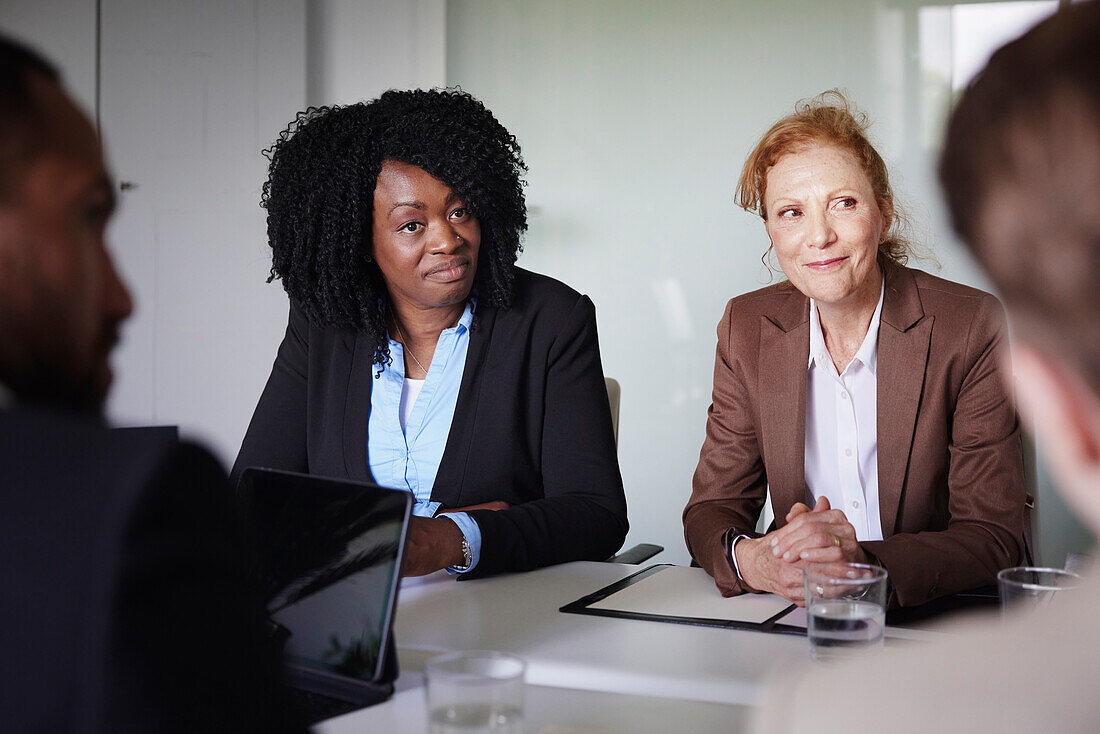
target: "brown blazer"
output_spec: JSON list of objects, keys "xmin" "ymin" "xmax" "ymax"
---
[{"xmin": 683, "ymin": 262, "xmax": 1027, "ymax": 607}]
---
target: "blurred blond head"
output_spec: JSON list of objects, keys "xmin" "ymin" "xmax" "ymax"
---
[{"xmin": 941, "ymin": 2, "xmax": 1100, "ymax": 530}]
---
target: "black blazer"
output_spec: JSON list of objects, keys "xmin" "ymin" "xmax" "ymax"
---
[
  {"xmin": 233, "ymin": 268, "xmax": 628, "ymax": 578},
  {"xmin": 0, "ymin": 408, "xmax": 303, "ymax": 734}
]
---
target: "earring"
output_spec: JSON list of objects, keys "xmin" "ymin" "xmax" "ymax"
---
[{"xmin": 365, "ymin": 254, "xmax": 373, "ymax": 263}]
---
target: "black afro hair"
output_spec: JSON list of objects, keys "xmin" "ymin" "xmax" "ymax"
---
[{"xmin": 260, "ymin": 88, "xmax": 527, "ymax": 366}]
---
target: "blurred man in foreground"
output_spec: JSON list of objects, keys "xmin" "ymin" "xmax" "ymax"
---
[
  {"xmin": 752, "ymin": 3, "xmax": 1100, "ymax": 732},
  {"xmin": 0, "ymin": 34, "xmax": 302, "ymax": 732}
]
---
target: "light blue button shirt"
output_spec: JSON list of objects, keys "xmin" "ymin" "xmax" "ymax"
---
[{"xmin": 368, "ymin": 301, "xmax": 481, "ymax": 573}]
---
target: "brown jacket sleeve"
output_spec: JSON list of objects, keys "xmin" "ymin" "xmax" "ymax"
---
[
  {"xmin": 861, "ymin": 293, "xmax": 1026, "ymax": 606},
  {"xmin": 683, "ymin": 298, "xmax": 769, "ymax": 596}
]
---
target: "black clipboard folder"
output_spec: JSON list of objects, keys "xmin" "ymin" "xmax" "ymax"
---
[{"xmin": 559, "ymin": 564, "xmax": 807, "ymax": 637}]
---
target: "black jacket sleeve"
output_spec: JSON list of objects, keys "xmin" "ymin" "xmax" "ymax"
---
[
  {"xmin": 463, "ymin": 295, "xmax": 628, "ymax": 577},
  {"xmin": 231, "ymin": 305, "xmax": 311, "ymax": 486}
]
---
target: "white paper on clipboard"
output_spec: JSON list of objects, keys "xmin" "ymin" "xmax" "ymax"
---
[{"xmin": 588, "ymin": 565, "xmax": 793, "ymax": 624}]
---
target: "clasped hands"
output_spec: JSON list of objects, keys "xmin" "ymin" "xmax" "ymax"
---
[
  {"xmin": 733, "ymin": 497, "xmax": 868, "ymax": 605},
  {"xmin": 401, "ymin": 500, "xmax": 510, "ymax": 577}
]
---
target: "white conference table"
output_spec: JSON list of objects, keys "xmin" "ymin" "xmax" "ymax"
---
[
  {"xmin": 315, "ymin": 561, "xmax": 820, "ymax": 732},
  {"xmin": 317, "ymin": 676, "xmax": 751, "ymax": 733},
  {"xmin": 392, "ymin": 561, "xmax": 810, "ymax": 704}
]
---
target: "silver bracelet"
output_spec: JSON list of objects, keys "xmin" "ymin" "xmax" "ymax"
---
[{"xmin": 453, "ymin": 535, "xmax": 472, "ymax": 571}]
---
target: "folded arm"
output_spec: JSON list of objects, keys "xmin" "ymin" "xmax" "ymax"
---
[
  {"xmin": 684, "ymin": 299, "xmax": 771, "ymax": 596},
  {"xmin": 462, "ymin": 295, "xmax": 628, "ymax": 578}
]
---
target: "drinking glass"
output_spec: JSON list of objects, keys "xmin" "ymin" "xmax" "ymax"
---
[
  {"xmin": 804, "ymin": 562, "xmax": 888, "ymax": 662},
  {"xmin": 425, "ymin": 650, "xmax": 526, "ymax": 734},
  {"xmin": 997, "ymin": 566, "xmax": 1080, "ymax": 617}
]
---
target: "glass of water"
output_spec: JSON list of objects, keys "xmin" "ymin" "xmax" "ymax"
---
[
  {"xmin": 997, "ymin": 566, "xmax": 1080, "ymax": 617},
  {"xmin": 425, "ymin": 650, "xmax": 526, "ymax": 734},
  {"xmin": 804, "ymin": 562, "xmax": 888, "ymax": 662}
]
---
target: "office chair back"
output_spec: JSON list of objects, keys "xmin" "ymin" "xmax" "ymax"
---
[
  {"xmin": 605, "ymin": 377, "xmax": 621, "ymax": 450},
  {"xmin": 601, "ymin": 375, "xmax": 663, "ymax": 564}
]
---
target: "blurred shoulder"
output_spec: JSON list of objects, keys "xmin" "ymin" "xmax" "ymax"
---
[
  {"xmin": 752, "ymin": 575, "xmax": 1100, "ymax": 734},
  {"xmin": 0, "ymin": 409, "xmax": 228, "ymax": 515},
  {"xmin": 0, "ymin": 409, "xmax": 236, "ymax": 594}
]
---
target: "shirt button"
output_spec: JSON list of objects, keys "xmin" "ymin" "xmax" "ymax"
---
[
  {"xmin": 841, "ymin": 392, "xmax": 849, "ymax": 400},
  {"xmin": 852, "ymin": 500, "xmax": 860, "ymax": 509},
  {"xmin": 845, "ymin": 448, "xmax": 853, "ymax": 457}
]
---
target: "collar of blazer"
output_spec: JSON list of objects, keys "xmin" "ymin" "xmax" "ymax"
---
[
  {"xmin": 757, "ymin": 260, "xmax": 932, "ymax": 536},
  {"xmin": 341, "ymin": 302, "xmax": 499, "ymax": 509}
]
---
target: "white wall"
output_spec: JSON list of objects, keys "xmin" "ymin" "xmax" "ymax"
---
[
  {"xmin": 98, "ymin": 0, "xmax": 307, "ymax": 468},
  {"xmin": 306, "ymin": 0, "xmax": 445, "ymax": 106}
]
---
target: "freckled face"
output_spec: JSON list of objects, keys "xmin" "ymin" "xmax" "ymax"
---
[
  {"xmin": 370, "ymin": 160, "xmax": 480, "ymax": 314},
  {"xmin": 763, "ymin": 144, "xmax": 888, "ymax": 308}
]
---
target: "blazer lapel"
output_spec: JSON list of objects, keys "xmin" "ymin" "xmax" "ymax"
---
[
  {"xmin": 758, "ymin": 288, "xmax": 810, "ymax": 521},
  {"xmin": 431, "ymin": 304, "xmax": 498, "ymax": 507},
  {"xmin": 342, "ymin": 330, "xmax": 372, "ymax": 481},
  {"xmin": 876, "ymin": 264, "xmax": 932, "ymax": 535}
]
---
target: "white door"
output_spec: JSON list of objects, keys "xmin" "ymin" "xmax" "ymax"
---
[{"xmin": 100, "ymin": 0, "xmax": 305, "ymax": 465}]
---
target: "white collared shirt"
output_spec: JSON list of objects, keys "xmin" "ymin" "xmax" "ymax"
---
[{"xmin": 804, "ymin": 283, "xmax": 885, "ymax": 542}]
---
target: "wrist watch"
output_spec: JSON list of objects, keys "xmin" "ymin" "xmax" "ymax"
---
[{"xmin": 454, "ymin": 535, "xmax": 472, "ymax": 571}]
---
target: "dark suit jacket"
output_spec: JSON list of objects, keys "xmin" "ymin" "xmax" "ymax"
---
[
  {"xmin": 684, "ymin": 262, "xmax": 1028, "ymax": 607},
  {"xmin": 0, "ymin": 407, "xmax": 303, "ymax": 733},
  {"xmin": 232, "ymin": 268, "xmax": 628, "ymax": 578}
]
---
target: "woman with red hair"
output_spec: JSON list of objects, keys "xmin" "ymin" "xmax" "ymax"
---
[{"xmin": 684, "ymin": 92, "xmax": 1028, "ymax": 608}]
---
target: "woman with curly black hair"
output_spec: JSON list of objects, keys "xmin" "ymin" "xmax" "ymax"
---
[{"xmin": 232, "ymin": 89, "xmax": 628, "ymax": 578}]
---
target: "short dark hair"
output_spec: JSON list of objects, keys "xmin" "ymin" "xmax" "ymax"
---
[
  {"xmin": 940, "ymin": 3, "xmax": 1100, "ymax": 392},
  {"xmin": 0, "ymin": 34, "xmax": 61, "ymax": 200},
  {"xmin": 261, "ymin": 88, "xmax": 528, "ymax": 367}
]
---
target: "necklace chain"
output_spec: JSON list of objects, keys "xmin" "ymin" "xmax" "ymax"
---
[{"xmin": 392, "ymin": 318, "xmax": 428, "ymax": 375}]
